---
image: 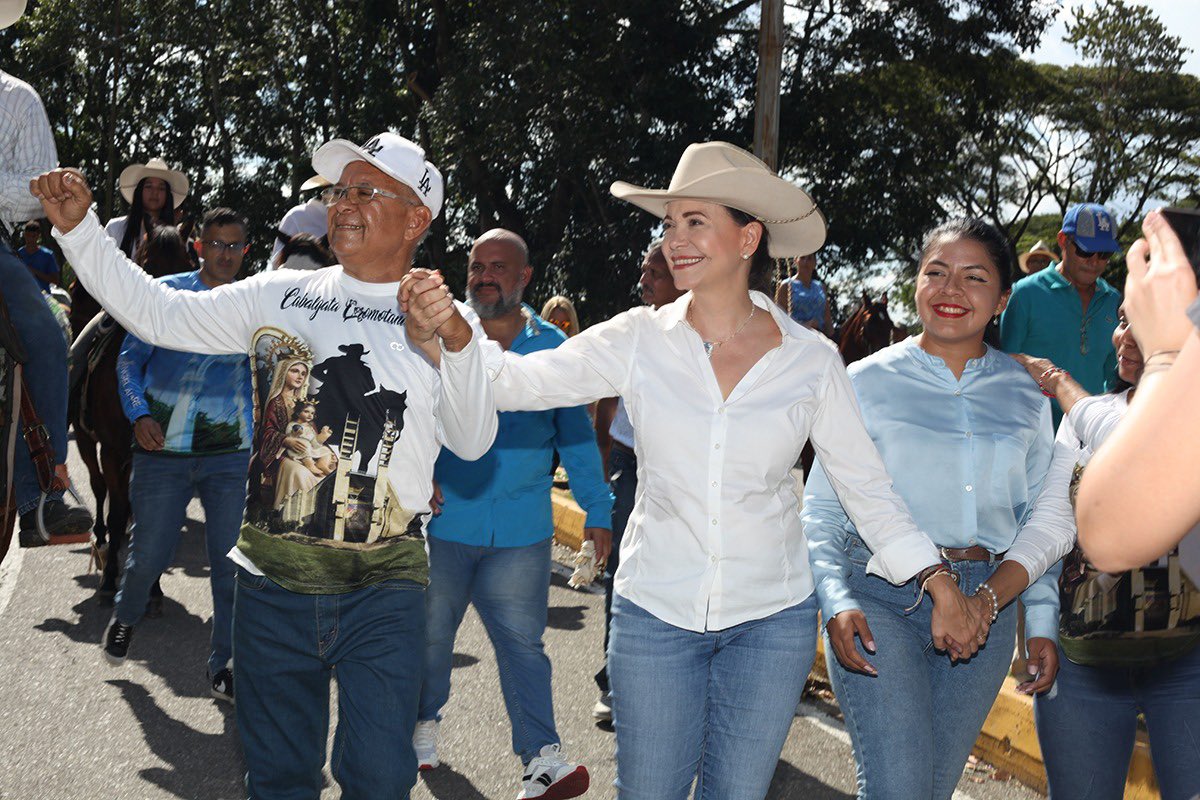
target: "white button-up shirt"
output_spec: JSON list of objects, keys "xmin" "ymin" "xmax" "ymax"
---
[{"xmin": 487, "ymin": 290, "xmax": 941, "ymax": 632}]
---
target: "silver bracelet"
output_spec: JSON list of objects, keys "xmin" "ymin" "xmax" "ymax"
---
[{"xmin": 976, "ymin": 581, "xmax": 999, "ymax": 623}]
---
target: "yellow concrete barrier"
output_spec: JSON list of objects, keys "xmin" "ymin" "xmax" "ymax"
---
[{"xmin": 552, "ymin": 489, "xmax": 1161, "ymax": 798}]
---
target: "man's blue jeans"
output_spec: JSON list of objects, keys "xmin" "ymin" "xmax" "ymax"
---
[
  {"xmin": 1035, "ymin": 641, "xmax": 1200, "ymax": 800},
  {"xmin": 419, "ymin": 535, "xmax": 558, "ymax": 765},
  {"xmin": 116, "ymin": 450, "xmax": 248, "ymax": 675},
  {"xmin": 826, "ymin": 537, "xmax": 1018, "ymax": 800},
  {"xmin": 234, "ymin": 570, "xmax": 425, "ymax": 800},
  {"xmin": 596, "ymin": 444, "xmax": 637, "ymax": 694},
  {"xmin": 0, "ymin": 238, "xmax": 68, "ymax": 514},
  {"xmin": 608, "ymin": 592, "xmax": 819, "ymax": 800}
]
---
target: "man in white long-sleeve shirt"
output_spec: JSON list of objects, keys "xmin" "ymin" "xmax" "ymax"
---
[{"xmin": 32, "ymin": 132, "xmax": 498, "ymax": 800}]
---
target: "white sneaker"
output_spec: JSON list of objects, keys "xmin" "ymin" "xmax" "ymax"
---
[
  {"xmin": 413, "ymin": 719, "xmax": 440, "ymax": 770},
  {"xmin": 517, "ymin": 744, "xmax": 589, "ymax": 799},
  {"xmin": 591, "ymin": 691, "xmax": 612, "ymax": 723}
]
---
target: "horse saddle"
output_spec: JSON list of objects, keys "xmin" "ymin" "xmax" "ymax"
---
[{"xmin": 69, "ymin": 311, "xmax": 125, "ymax": 437}]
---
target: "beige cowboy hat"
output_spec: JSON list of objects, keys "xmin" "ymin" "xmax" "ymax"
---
[
  {"xmin": 610, "ymin": 141, "xmax": 827, "ymax": 258},
  {"xmin": 299, "ymin": 175, "xmax": 331, "ymax": 192},
  {"xmin": 1018, "ymin": 240, "xmax": 1057, "ymax": 274},
  {"xmin": 119, "ymin": 158, "xmax": 189, "ymax": 207},
  {"xmin": 0, "ymin": 0, "xmax": 26, "ymax": 29}
]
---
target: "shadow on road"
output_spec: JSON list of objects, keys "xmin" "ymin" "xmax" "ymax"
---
[
  {"xmin": 35, "ymin": 523, "xmax": 220, "ymax": 701},
  {"xmin": 546, "ymin": 604, "xmax": 586, "ymax": 631},
  {"xmin": 767, "ymin": 759, "xmax": 855, "ymax": 799},
  {"xmin": 107, "ymin": 678, "xmax": 244, "ymax": 800},
  {"xmin": 419, "ymin": 763, "xmax": 490, "ymax": 800}
]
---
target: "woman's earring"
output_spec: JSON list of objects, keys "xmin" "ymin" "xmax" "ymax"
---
[{"xmin": 741, "ymin": 253, "xmax": 750, "ymax": 260}]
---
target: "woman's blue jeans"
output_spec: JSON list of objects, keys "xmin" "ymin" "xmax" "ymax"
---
[
  {"xmin": 608, "ymin": 592, "xmax": 819, "ymax": 800},
  {"xmin": 826, "ymin": 539, "xmax": 1018, "ymax": 800},
  {"xmin": 1035, "ymin": 641, "xmax": 1200, "ymax": 800},
  {"xmin": 233, "ymin": 570, "xmax": 425, "ymax": 800}
]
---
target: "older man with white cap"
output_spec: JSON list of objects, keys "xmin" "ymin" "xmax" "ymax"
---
[{"xmin": 31, "ymin": 131, "xmax": 498, "ymax": 800}]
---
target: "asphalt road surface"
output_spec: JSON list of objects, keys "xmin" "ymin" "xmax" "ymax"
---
[{"xmin": 0, "ymin": 442, "xmax": 1045, "ymax": 800}]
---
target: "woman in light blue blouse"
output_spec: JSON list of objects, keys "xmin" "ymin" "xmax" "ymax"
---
[
  {"xmin": 803, "ymin": 219, "xmax": 1063, "ymax": 800},
  {"xmin": 773, "ymin": 252, "xmax": 833, "ymax": 333}
]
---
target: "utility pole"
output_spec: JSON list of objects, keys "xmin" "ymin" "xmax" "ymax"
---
[
  {"xmin": 102, "ymin": 0, "xmax": 122, "ymax": 223},
  {"xmin": 752, "ymin": 0, "xmax": 784, "ymax": 171}
]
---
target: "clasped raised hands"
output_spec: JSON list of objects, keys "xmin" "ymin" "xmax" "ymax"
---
[
  {"xmin": 399, "ymin": 269, "xmax": 473, "ymax": 358},
  {"xmin": 29, "ymin": 168, "xmax": 94, "ymax": 234}
]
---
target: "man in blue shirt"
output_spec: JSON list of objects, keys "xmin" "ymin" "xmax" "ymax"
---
[
  {"xmin": 104, "ymin": 208, "xmax": 254, "ymax": 705},
  {"xmin": 1001, "ymin": 203, "xmax": 1122, "ymax": 428},
  {"xmin": 18, "ymin": 219, "xmax": 59, "ymax": 291},
  {"xmin": 415, "ymin": 228, "xmax": 613, "ymax": 800}
]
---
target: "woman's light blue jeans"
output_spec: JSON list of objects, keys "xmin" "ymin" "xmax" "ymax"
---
[
  {"xmin": 608, "ymin": 592, "xmax": 819, "ymax": 799},
  {"xmin": 1035, "ymin": 641, "xmax": 1200, "ymax": 800},
  {"xmin": 826, "ymin": 537, "xmax": 1017, "ymax": 800}
]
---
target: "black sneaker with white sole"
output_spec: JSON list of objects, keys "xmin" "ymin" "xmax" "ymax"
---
[
  {"xmin": 210, "ymin": 667, "xmax": 234, "ymax": 704},
  {"xmin": 103, "ymin": 618, "xmax": 134, "ymax": 665}
]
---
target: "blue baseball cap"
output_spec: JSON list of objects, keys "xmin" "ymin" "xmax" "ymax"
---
[{"xmin": 1062, "ymin": 203, "xmax": 1121, "ymax": 254}]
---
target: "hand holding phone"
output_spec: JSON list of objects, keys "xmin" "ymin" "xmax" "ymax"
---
[
  {"xmin": 1161, "ymin": 207, "xmax": 1200, "ymax": 283},
  {"xmin": 1122, "ymin": 209, "xmax": 1200, "ymax": 356}
]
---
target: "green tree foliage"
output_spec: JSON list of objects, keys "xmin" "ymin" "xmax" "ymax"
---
[{"xmin": 2, "ymin": 0, "xmax": 1195, "ymax": 324}]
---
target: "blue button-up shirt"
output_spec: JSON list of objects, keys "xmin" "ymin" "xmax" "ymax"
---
[
  {"xmin": 1000, "ymin": 264, "xmax": 1121, "ymax": 429},
  {"xmin": 803, "ymin": 339, "xmax": 1060, "ymax": 641},
  {"xmin": 430, "ymin": 307, "xmax": 613, "ymax": 547}
]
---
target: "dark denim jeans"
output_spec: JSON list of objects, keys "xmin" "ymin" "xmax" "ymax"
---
[
  {"xmin": 419, "ymin": 535, "xmax": 558, "ymax": 764},
  {"xmin": 116, "ymin": 451, "xmax": 248, "ymax": 674},
  {"xmin": 826, "ymin": 537, "xmax": 1018, "ymax": 800},
  {"xmin": 0, "ymin": 238, "xmax": 68, "ymax": 513},
  {"xmin": 1035, "ymin": 641, "xmax": 1200, "ymax": 800},
  {"xmin": 595, "ymin": 444, "xmax": 637, "ymax": 694},
  {"xmin": 233, "ymin": 570, "xmax": 425, "ymax": 800}
]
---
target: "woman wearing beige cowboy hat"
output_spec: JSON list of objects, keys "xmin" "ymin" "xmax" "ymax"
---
[
  {"xmin": 401, "ymin": 141, "xmax": 987, "ymax": 799},
  {"xmin": 1018, "ymin": 240, "xmax": 1057, "ymax": 275},
  {"xmin": 105, "ymin": 157, "xmax": 189, "ymax": 258}
]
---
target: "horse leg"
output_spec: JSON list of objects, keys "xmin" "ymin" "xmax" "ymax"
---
[
  {"xmin": 97, "ymin": 450, "xmax": 127, "ymax": 602},
  {"xmin": 75, "ymin": 431, "xmax": 109, "ymax": 575}
]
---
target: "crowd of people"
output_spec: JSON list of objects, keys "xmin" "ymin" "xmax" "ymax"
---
[{"xmin": 5, "ymin": 3, "xmax": 1200, "ymax": 800}]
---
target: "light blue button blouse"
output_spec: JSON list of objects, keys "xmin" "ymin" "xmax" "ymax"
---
[{"xmin": 803, "ymin": 339, "xmax": 1061, "ymax": 641}]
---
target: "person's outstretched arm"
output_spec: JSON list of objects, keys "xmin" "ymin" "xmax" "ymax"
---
[
  {"xmin": 33, "ymin": 169, "xmax": 256, "ymax": 355},
  {"xmin": 1077, "ymin": 211, "xmax": 1200, "ymax": 571}
]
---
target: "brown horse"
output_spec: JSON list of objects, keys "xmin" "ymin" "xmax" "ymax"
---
[
  {"xmin": 837, "ymin": 291, "xmax": 895, "ymax": 366},
  {"xmin": 69, "ymin": 220, "xmax": 189, "ymax": 605}
]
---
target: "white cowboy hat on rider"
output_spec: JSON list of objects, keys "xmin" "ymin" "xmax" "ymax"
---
[
  {"xmin": 118, "ymin": 158, "xmax": 190, "ymax": 208},
  {"xmin": 0, "ymin": 0, "xmax": 26, "ymax": 29}
]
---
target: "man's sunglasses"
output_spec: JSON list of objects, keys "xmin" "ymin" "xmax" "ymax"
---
[{"xmin": 1071, "ymin": 238, "xmax": 1113, "ymax": 260}]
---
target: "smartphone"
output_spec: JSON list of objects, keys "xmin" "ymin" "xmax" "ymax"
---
[{"xmin": 1160, "ymin": 207, "xmax": 1200, "ymax": 282}]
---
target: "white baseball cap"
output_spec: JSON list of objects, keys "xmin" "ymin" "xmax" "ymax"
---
[{"xmin": 312, "ymin": 132, "xmax": 444, "ymax": 219}]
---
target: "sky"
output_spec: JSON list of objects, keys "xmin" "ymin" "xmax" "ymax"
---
[{"xmin": 1029, "ymin": 0, "xmax": 1200, "ymax": 76}]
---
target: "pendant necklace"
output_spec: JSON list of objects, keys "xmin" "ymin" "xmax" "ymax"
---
[{"xmin": 688, "ymin": 303, "xmax": 757, "ymax": 359}]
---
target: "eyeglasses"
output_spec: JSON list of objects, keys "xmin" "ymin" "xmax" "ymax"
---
[
  {"xmin": 321, "ymin": 184, "xmax": 418, "ymax": 207},
  {"xmin": 201, "ymin": 239, "xmax": 247, "ymax": 253},
  {"xmin": 551, "ymin": 319, "xmax": 573, "ymax": 333},
  {"xmin": 1071, "ymin": 239, "xmax": 1113, "ymax": 261}
]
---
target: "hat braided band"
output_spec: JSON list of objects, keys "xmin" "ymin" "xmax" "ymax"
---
[{"xmin": 754, "ymin": 205, "xmax": 819, "ymax": 225}]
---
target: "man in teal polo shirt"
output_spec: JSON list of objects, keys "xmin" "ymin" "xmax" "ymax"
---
[
  {"xmin": 414, "ymin": 228, "xmax": 612, "ymax": 800},
  {"xmin": 1001, "ymin": 203, "xmax": 1122, "ymax": 428}
]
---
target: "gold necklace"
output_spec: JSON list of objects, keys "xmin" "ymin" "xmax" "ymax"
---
[{"xmin": 687, "ymin": 303, "xmax": 757, "ymax": 359}]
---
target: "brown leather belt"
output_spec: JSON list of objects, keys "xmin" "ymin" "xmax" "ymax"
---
[
  {"xmin": 940, "ymin": 545, "xmax": 1005, "ymax": 563},
  {"xmin": 611, "ymin": 440, "xmax": 636, "ymax": 459}
]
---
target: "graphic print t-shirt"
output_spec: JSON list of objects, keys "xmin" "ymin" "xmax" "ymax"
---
[{"xmin": 56, "ymin": 212, "xmax": 498, "ymax": 594}]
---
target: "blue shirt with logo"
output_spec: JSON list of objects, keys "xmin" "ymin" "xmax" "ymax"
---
[
  {"xmin": 1000, "ymin": 264, "xmax": 1121, "ymax": 429},
  {"xmin": 430, "ymin": 307, "xmax": 614, "ymax": 548}
]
